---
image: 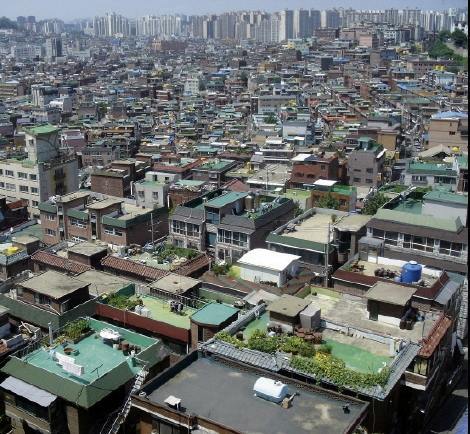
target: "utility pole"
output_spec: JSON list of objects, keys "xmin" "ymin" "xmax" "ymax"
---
[{"xmin": 324, "ymin": 222, "xmax": 330, "ymax": 287}]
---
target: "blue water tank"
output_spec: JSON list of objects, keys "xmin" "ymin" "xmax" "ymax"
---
[{"xmin": 401, "ymin": 261, "xmax": 422, "ymax": 284}]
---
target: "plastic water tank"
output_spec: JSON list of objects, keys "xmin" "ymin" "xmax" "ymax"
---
[{"xmin": 401, "ymin": 261, "xmax": 422, "ymax": 284}]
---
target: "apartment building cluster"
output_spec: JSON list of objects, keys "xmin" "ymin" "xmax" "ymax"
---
[{"xmin": 0, "ymin": 5, "xmax": 467, "ymax": 434}]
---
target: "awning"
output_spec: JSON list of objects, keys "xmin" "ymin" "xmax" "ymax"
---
[{"xmin": 0, "ymin": 377, "xmax": 57, "ymax": 407}]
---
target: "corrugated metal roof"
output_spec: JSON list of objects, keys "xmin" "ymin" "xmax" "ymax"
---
[{"xmin": 0, "ymin": 376, "xmax": 57, "ymax": 407}]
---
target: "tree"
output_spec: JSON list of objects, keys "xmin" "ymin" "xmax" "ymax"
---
[
  {"xmin": 264, "ymin": 114, "xmax": 277, "ymax": 124},
  {"xmin": 362, "ymin": 193, "xmax": 389, "ymax": 215},
  {"xmin": 451, "ymin": 29, "xmax": 468, "ymax": 49},
  {"xmin": 0, "ymin": 17, "xmax": 17, "ymax": 30},
  {"xmin": 316, "ymin": 193, "xmax": 340, "ymax": 210}
]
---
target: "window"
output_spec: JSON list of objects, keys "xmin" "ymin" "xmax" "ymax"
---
[
  {"xmin": 5, "ymin": 170, "xmax": 14, "ymax": 177},
  {"xmin": 17, "ymin": 172, "xmax": 28, "ymax": 179},
  {"xmin": 103, "ymin": 226, "xmax": 122, "ymax": 236},
  {"xmin": 69, "ymin": 217, "xmax": 86, "ymax": 228},
  {"xmin": 0, "ymin": 182, "xmax": 4, "ymax": 189},
  {"xmin": 152, "ymin": 191, "xmax": 159, "ymax": 201},
  {"xmin": 19, "ymin": 185, "xmax": 28, "ymax": 193},
  {"xmin": 31, "ymin": 187, "xmax": 39, "ymax": 194},
  {"xmin": 30, "ymin": 174, "xmax": 37, "ymax": 181},
  {"xmin": 439, "ymin": 241, "xmax": 463, "ymax": 257},
  {"xmin": 449, "ymin": 131, "xmax": 456, "ymax": 136},
  {"xmin": 45, "ymin": 228, "xmax": 56, "ymax": 236},
  {"xmin": 46, "ymin": 214, "xmax": 55, "ymax": 221},
  {"xmin": 32, "ymin": 201, "xmax": 39, "ymax": 207},
  {"xmin": 353, "ymin": 177, "xmax": 361, "ymax": 182},
  {"xmin": 366, "ymin": 168, "xmax": 374, "ymax": 173},
  {"xmin": 366, "ymin": 178, "xmax": 373, "ymax": 184},
  {"xmin": 206, "ymin": 209, "xmax": 220, "ymax": 224},
  {"xmin": 232, "ymin": 231, "xmax": 248, "ymax": 247},
  {"xmin": 172, "ymin": 220, "xmax": 185, "ymax": 235},
  {"xmin": 384, "ymin": 231, "xmax": 399, "ymax": 246},
  {"xmin": 5, "ymin": 183, "xmax": 15, "ymax": 191},
  {"xmin": 0, "ymin": 169, "xmax": 2, "ymax": 175},
  {"xmin": 137, "ymin": 191, "xmax": 145, "ymax": 199},
  {"xmin": 187, "ymin": 223, "xmax": 199, "ymax": 237},
  {"xmin": 34, "ymin": 293, "xmax": 50, "ymax": 306}
]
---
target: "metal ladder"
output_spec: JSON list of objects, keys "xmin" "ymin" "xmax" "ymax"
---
[{"xmin": 100, "ymin": 366, "xmax": 149, "ymax": 434}]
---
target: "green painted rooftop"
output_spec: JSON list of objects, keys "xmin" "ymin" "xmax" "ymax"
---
[
  {"xmin": 191, "ymin": 303, "xmax": 239, "ymax": 326},
  {"xmin": 196, "ymin": 159, "xmax": 235, "ymax": 171},
  {"xmin": 24, "ymin": 124, "xmax": 59, "ymax": 136},
  {"xmin": 408, "ymin": 161, "xmax": 457, "ymax": 176},
  {"xmin": 205, "ymin": 191, "xmax": 248, "ymax": 208},
  {"xmin": 424, "ymin": 190, "xmax": 468, "ymax": 205},
  {"xmin": 374, "ymin": 208, "xmax": 463, "ymax": 232},
  {"xmin": 129, "ymin": 294, "xmax": 196, "ymax": 329},
  {"xmin": 1, "ymin": 318, "xmax": 165, "ymax": 408},
  {"xmin": 392, "ymin": 199, "xmax": 423, "ymax": 215}
]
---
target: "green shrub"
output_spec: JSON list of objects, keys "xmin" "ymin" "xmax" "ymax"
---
[
  {"xmin": 106, "ymin": 293, "xmax": 140, "ymax": 310},
  {"xmin": 215, "ymin": 331, "xmax": 245, "ymax": 349},
  {"xmin": 63, "ymin": 319, "xmax": 90, "ymax": 341},
  {"xmin": 290, "ymin": 353, "xmax": 390, "ymax": 390},
  {"xmin": 247, "ymin": 330, "xmax": 279, "ymax": 354}
]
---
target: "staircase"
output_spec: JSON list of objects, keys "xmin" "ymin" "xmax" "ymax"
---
[{"xmin": 100, "ymin": 367, "xmax": 149, "ymax": 434}]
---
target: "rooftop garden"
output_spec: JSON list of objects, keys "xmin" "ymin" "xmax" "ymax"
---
[
  {"xmin": 154, "ymin": 244, "xmax": 199, "ymax": 262},
  {"xmin": 216, "ymin": 327, "xmax": 390, "ymax": 391}
]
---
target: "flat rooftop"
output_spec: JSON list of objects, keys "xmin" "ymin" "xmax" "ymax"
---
[
  {"xmin": 56, "ymin": 191, "xmax": 90, "ymax": 204},
  {"xmin": 87, "ymin": 198, "xmax": 123, "ymax": 210},
  {"xmin": 67, "ymin": 241, "xmax": 108, "ymax": 257},
  {"xmin": 2, "ymin": 318, "xmax": 163, "ymax": 408},
  {"xmin": 19, "ymin": 270, "xmax": 88, "ymax": 299},
  {"xmin": 366, "ymin": 282, "xmax": 416, "ymax": 306},
  {"xmin": 340, "ymin": 258, "xmax": 439, "ymax": 287},
  {"xmin": 146, "ymin": 357, "xmax": 367, "ymax": 434},
  {"xmin": 129, "ymin": 294, "xmax": 196, "ymax": 329},
  {"xmin": 284, "ymin": 213, "xmax": 333, "ymax": 244},
  {"xmin": 150, "ymin": 273, "xmax": 200, "ymax": 295},
  {"xmin": 76, "ymin": 270, "xmax": 133, "ymax": 296},
  {"xmin": 304, "ymin": 293, "xmax": 437, "ymax": 343}
]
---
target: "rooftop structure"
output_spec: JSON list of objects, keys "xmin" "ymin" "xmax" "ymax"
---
[
  {"xmin": 1, "ymin": 318, "xmax": 166, "ymax": 408},
  {"xmin": 140, "ymin": 356, "xmax": 369, "ymax": 434}
]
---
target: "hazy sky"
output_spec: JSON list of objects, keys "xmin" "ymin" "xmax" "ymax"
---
[{"xmin": 3, "ymin": 0, "xmax": 467, "ymax": 20}]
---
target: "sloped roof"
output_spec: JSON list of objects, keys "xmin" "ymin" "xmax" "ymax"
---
[
  {"xmin": 101, "ymin": 255, "xmax": 169, "ymax": 281},
  {"xmin": 32, "ymin": 251, "xmax": 92, "ymax": 275}
]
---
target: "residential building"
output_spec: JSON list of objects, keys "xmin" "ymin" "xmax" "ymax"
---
[
  {"xmin": 427, "ymin": 111, "xmax": 468, "ymax": 152},
  {"xmin": 39, "ymin": 191, "xmax": 168, "ymax": 247},
  {"xmin": 400, "ymin": 161, "xmax": 459, "ymax": 191},
  {"xmin": 1, "ymin": 318, "xmax": 168, "ymax": 434},
  {"xmin": 127, "ymin": 352, "xmax": 369, "ymax": 434},
  {"xmin": 0, "ymin": 125, "xmax": 79, "ymax": 218},
  {"xmin": 290, "ymin": 153, "xmax": 341, "ymax": 188},
  {"xmin": 309, "ymin": 180, "xmax": 357, "ymax": 212},
  {"xmin": 365, "ymin": 194, "xmax": 467, "ymax": 274},
  {"xmin": 267, "ymin": 207, "xmax": 370, "ymax": 275},
  {"xmin": 347, "ymin": 137, "xmax": 386, "ymax": 187},
  {"xmin": 169, "ymin": 189, "xmax": 295, "ymax": 261},
  {"xmin": 191, "ymin": 159, "xmax": 238, "ymax": 187}
]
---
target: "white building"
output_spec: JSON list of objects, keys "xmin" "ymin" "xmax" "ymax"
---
[
  {"xmin": 238, "ymin": 248, "xmax": 301, "ymax": 287},
  {"xmin": 0, "ymin": 125, "xmax": 78, "ymax": 218}
]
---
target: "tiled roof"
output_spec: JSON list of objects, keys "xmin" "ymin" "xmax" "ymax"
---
[
  {"xmin": 101, "ymin": 255, "xmax": 169, "ymax": 281},
  {"xmin": 31, "ymin": 251, "xmax": 92, "ymax": 274},
  {"xmin": 175, "ymin": 254, "xmax": 211, "ymax": 277},
  {"xmin": 419, "ymin": 315, "xmax": 452, "ymax": 358}
]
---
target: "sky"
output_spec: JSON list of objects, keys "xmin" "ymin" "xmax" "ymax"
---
[{"xmin": 2, "ymin": 0, "xmax": 467, "ymax": 21}]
